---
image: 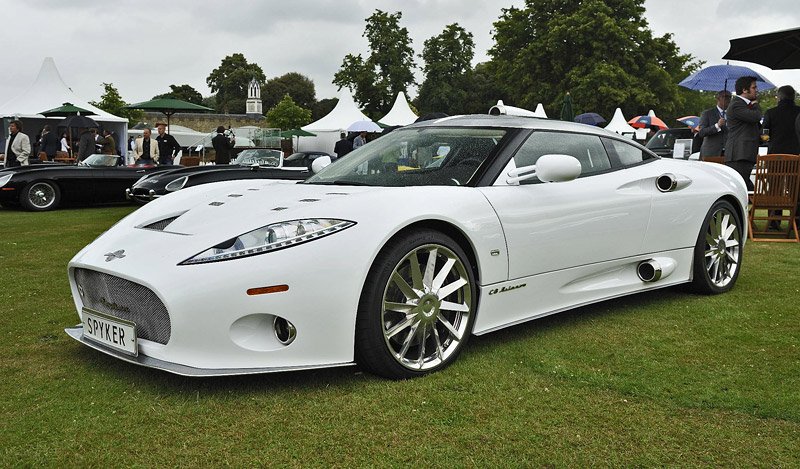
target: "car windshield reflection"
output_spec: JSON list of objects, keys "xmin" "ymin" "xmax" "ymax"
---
[
  {"xmin": 304, "ymin": 128, "xmax": 507, "ymax": 187},
  {"xmin": 234, "ymin": 149, "xmax": 282, "ymax": 167},
  {"xmin": 80, "ymin": 154, "xmax": 120, "ymax": 167}
]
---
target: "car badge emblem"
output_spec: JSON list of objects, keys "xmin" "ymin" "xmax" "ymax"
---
[{"xmin": 104, "ymin": 250, "xmax": 126, "ymax": 262}]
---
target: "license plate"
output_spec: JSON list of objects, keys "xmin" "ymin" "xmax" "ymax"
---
[{"xmin": 82, "ymin": 308, "xmax": 138, "ymax": 356}]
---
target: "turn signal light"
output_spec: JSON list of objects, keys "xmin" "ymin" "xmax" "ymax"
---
[{"xmin": 247, "ymin": 285, "xmax": 289, "ymax": 296}]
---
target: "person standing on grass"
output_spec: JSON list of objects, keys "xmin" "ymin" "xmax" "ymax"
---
[
  {"xmin": 155, "ymin": 122, "xmax": 181, "ymax": 166},
  {"xmin": 212, "ymin": 125, "xmax": 235, "ymax": 164},
  {"xmin": 3, "ymin": 120, "xmax": 31, "ymax": 167},
  {"xmin": 725, "ymin": 76, "xmax": 762, "ymax": 191},
  {"xmin": 763, "ymin": 85, "xmax": 800, "ymax": 155}
]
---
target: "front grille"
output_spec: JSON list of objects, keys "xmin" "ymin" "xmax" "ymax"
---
[{"xmin": 74, "ymin": 268, "xmax": 171, "ymax": 344}]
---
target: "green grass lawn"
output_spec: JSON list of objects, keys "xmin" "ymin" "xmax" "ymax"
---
[{"xmin": 1, "ymin": 206, "xmax": 798, "ymax": 466}]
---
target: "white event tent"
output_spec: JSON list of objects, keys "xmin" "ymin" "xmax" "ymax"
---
[
  {"xmin": 378, "ymin": 92, "xmax": 418, "ymax": 126},
  {"xmin": 302, "ymin": 88, "xmax": 371, "ymax": 153},
  {"xmin": 0, "ymin": 57, "xmax": 128, "ymax": 156},
  {"xmin": 604, "ymin": 108, "xmax": 637, "ymax": 137}
]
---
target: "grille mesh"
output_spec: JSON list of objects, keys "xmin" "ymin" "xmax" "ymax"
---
[{"xmin": 74, "ymin": 268, "xmax": 171, "ymax": 344}]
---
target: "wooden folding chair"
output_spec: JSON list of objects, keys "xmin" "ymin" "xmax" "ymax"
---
[{"xmin": 748, "ymin": 154, "xmax": 800, "ymax": 242}]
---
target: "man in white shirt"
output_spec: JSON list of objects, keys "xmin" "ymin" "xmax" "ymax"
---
[{"xmin": 4, "ymin": 120, "xmax": 31, "ymax": 167}]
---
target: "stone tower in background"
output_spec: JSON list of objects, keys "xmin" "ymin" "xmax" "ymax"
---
[{"xmin": 246, "ymin": 78, "xmax": 263, "ymax": 117}]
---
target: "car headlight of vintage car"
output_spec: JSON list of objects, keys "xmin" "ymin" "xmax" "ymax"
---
[
  {"xmin": 165, "ymin": 176, "xmax": 188, "ymax": 192},
  {"xmin": 0, "ymin": 174, "xmax": 12, "ymax": 188},
  {"xmin": 180, "ymin": 218, "xmax": 356, "ymax": 265}
]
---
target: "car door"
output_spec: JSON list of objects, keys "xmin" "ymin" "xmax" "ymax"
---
[
  {"xmin": 98, "ymin": 166, "xmax": 149, "ymax": 203},
  {"xmin": 479, "ymin": 131, "xmax": 654, "ymax": 280}
]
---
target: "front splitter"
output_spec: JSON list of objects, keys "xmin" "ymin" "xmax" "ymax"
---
[{"xmin": 65, "ymin": 325, "xmax": 354, "ymax": 377}]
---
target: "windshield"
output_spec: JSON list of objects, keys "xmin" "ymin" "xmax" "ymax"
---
[
  {"xmin": 81, "ymin": 154, "xmax": 120, "ymax": 167},
  {"xmin": 645, "ymin": 130, "xmax": 692, "ymax": 149},
  {"xmin": 305, "ymin": 127, "xmax": 507, "ymax": 186},
  {"xmin": 234, "ymin": 149, "xmax": 282, "ymax": 167}
]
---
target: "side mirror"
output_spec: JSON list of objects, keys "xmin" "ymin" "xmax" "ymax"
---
[
  {"xmin": 311, "ymin": 155, "xmax": 332, "ymax": 173},
  {"xmin": 535, "ymin": 154, "xmax": 581, "ymax": 182},
  {"xmin": 506, "ymin": 154, "xmax": 581, "ymax": 184}
]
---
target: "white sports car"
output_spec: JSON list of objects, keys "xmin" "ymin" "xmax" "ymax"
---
[{"xmin": 65, "ymin": 115, "xmax": 748, "ymax": 379}]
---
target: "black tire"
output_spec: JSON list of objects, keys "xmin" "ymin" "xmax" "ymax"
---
[
  {"xmin": 355, "ymin": 229, "xmax": 477, "ymax": 379},
  {"xmin": 21, "ymin": 181, "xmax": 61, "ymax": 211},
  {"xmin": 689, "ymin": 199, "xmax": 743, "ymax": 294}
]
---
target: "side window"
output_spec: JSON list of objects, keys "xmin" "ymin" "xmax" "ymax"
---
[
  {"xmin": 513, "ymin": 131, "xmax": 611, "ymax": 183},
  {"xmin": 604, "ymin": 138, "xmax": 654, "ymax": 166}
]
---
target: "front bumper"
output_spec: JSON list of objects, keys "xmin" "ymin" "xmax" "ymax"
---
[
  {"xmin": 65, "ymin": 325, "xmax": 354, "ymax": 376},
  {"xmin": 125, "ymin": 187, "xmax": 160, "ymax": 202}
]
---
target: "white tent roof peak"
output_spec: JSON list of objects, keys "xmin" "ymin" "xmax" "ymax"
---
[
  {"xmin": 534, "ymin": 103, "xmax": 548, "ymax": 118},
  {"xmin": 378, "ymin": 92, "xmax": 418, "ymax": 126},
  {"xmin": 302, "ymin": 88, "xmax": 370, "ymax": 132},
  {"xmin": 0, "ymin": 57, "xmax": 127, "ymax": 122},
  {"xmin": 647, "ymin": 109, "xmax": 657, "ymax": 117},
  {"xmin": 604, "ymin": 107, "xmax": 637, "ymax": 134}
]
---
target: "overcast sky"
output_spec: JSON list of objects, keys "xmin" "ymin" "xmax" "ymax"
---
[{"xmin": 1, "ymin": 0, "xmax": 799, "ymax": 109}]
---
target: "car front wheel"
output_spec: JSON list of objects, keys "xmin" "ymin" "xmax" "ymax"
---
[
  {"xmin": 355, "ymin": 229, "xmax": 476, "ymax": 379},
  {"xmin": 690, "ymin": 199, "xmax": 742, "ymax": 294},
  {"xmin": 21, "ymin": 181, "xmax": 61, "ymax": 211}
]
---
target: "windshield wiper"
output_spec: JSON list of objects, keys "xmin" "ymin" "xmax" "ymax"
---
[{"xmin": 306, "ymin": 180, "xmax": 373, "ymax": 186}]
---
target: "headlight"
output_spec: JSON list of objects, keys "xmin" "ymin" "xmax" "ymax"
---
[
  {"xmin": 180, "ymin": 218, "xmax": 356, "ymax": 265},
  {"xmin": 165, "ymin": 176, "xmax": 188, "ymax": 192},
  {"xmin": 0, "ymin": 174, "xmax": 12, "ymax": 188}
]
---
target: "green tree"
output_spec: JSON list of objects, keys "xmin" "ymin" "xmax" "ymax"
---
[
  {"xmin": 262, "ymin": 73, "xmax": 316, "ymax": 112},
  {"xmin": 90, "ymin": 82, "xmax": 143, "ymax": 127},
  {"xmin": 488, "ymin": 0, "xmax": 700, "ymax": 121},
  {"xmin": 416, "ymin": 24, "xmax": 475, "ymax": 115},
  {"xmin": 206, "ymin": 53, "xmax": 266, "ymax": 114},
  {"xmin": 265, "ymin": 94, "xmax": 312, "ymax": 130},
  {"xmin": 333, "ymin": 10, "xmax": 416, "ymax": 118},
  {"xmin": 312, "ymin": 97, "xmax": 338, "ymax": 120},
  {"xmin": 152, "ymin": 84, "xmax": 204, "ymax": 104}
]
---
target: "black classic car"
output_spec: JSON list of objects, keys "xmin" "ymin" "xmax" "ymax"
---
[
  {"xmin": 126, "ymin": 148, "xmax": 318, "ymax": 202},
  {"xmin": 0, "ymin": 154, "xmax": 162, "ymax": 211}
]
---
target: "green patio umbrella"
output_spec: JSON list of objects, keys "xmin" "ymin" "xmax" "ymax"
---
[
  {"xmin": 280, "ymin": 128, "xmax": 316, "ymax": 151},
  {"xmin": 123, "ymin": 98, "xmax": 214, "ymax": 132},
  {"xmin": 560, "ymin": 92, "xmax": 574, "ymax": 122},
  {"xmin": 40, "ymin": 102, "xmax": 96, "ymax": 117},
  {"xmin": 39, "ymin": 103, "xmax": 98, "ymax": 159}
]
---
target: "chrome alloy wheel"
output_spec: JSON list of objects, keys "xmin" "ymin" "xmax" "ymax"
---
[
  {"xmin": 381, "ymin": 244, "xmax": 473, "ymax": 371},
  {"xmin": 27, "ymin": 182, "xmax": 57, "ymax": 209},
  {"xmin": 703, "ymin": 207, "xmax": 740, "ymax": 288}
]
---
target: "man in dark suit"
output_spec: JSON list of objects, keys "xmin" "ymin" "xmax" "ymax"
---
[
  {"xmin": 763, "ymin": 85, "xmax": 800, "ymax": 155},
  {"xmin": 333, "ymin": 132, "xmax": 352, "ymax": 160},
  {"xmin": 211, "ymin": 125, "xmax": 235, "ymax": 164},
  {"xmin": 697, "ymin": 90, "xmax": 731, "ymax": 159},
  {"xmin": 39, "ymin": 125, "xmax": 59, "ymax": 160},
  {"xmin": 725, "ymin": 76, "xmax": 762, "ymax": 191}
]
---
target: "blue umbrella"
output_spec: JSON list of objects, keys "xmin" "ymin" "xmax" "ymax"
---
[
  {"xmin": 574, "ymin": 112, "xmax": 606, "ymax": 126},
  {"xmin": 678, "ymin": 63, "xmax": 775, "ymax": 92}
]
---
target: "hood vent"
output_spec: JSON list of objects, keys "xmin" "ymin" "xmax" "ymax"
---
[
  {"xmin": 209, "ymin": 201, "xmax": 225, "ymax": 206},
  {"xmin": 228, "ymin": 193, "xmax": 243, "ymax": 198},
  {"xmin": 298, "ymin": 198, "xmax": 320, "ymax": 203},
  {"xmin": 272, "ymin": 207, "xmax": 288, "ymax": 211},
  {"xmin": 142, "ymin": 215, "xmax": 180, "ymax": 231}
]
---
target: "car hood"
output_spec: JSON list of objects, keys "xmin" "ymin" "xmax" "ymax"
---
[{"xmin": 135, "ymin": 164, "xmax": 290, "ymax": 188}]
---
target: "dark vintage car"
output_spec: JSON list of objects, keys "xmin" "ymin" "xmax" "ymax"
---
[
  {"xmin": 127, "ymin": 148, "xmax": 314, "ymax": 202},
  {"xmin": 645, "ymin": 128, "xmax": 701, "ymax": 158},
  {"xmin": 0, "ymin": 154, "xmax": 162, "ymax": 211}
]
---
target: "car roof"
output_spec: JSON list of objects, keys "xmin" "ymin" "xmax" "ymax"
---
[{"xmin": 406, "ymin": 114, "xmax": 621, "ymax": 138}]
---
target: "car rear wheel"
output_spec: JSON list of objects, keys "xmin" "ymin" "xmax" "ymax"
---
[
  {"xmin": 21, "ymin": 181, "xmax": 61, "ymax": 211},
  {"xmin": 355, "ymin": 229, "xmax": 476, "ymax": 379},
  {"xmin": 690, "ymin": 199, "xmax": 742, "ymax": 294}
]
